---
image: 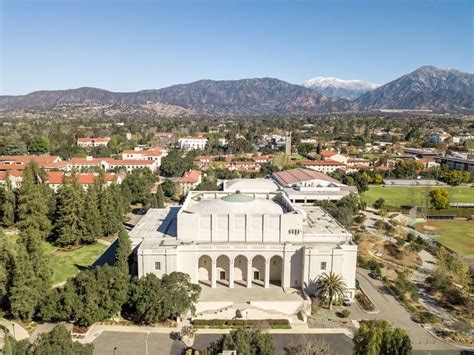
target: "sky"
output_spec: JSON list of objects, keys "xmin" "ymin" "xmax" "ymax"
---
[{"xmin": 0, "ymin": 0, "xmax": 472, "ymax": 95}]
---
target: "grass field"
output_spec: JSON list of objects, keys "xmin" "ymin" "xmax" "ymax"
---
[
  {"xmin": 361, "ymin": 185, "xmax": 474, "ymax": 208},
  {"xmin": 45, "ymin": 243, "xmax": 108, "ymax": 284},
  {"xmin": 416, "ymin": 220, "xmax": 474, "ymax": 258},
  {"xmin": 5, "ymin": 233, "xmax": 107, "ymax": 284}
]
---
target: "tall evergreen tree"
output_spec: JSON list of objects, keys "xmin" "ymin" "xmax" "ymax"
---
[
  {"xmin": 9, "ymin": 230, "xmax": 52, "ymax": 320},
  {"xmin": 115, "ymin": 226, "xmax": 131, "ymax": 274},
  {"xmin": 156, "ymin": 185, "xmax": 165, "ymax": 208},
  {"xmin": 1, "ymin": 178, "xmax": 16, "ymax": 227},
  {"xmin": 16, "ymin": 162, "xmax": 52, "ymax": 239},
  {"xmin": 81, "ymin": 185, "xmax": 103, "ymax": 243},
  {"xmin": 53, "ymin": 174, "xmax": 85, "ymax": 246},
  {"xmin": 99, "ymin": 187, "xmax": 118, "ymax": 236}
]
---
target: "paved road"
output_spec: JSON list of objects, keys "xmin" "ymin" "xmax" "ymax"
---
[{"xmin": 353, "ymin": 268, "xmax": 455, "ymax": 352}]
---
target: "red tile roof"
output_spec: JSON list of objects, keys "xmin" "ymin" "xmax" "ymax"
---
[
  {"xmin": 47, "ymin": 172, "xmax": 116, "ymax": 185},
  {"xmin": 179, "ymin": 170, "xmax": 202, "ymax": 184},
  {"xmin": 320, "ymin": 150, "xmax": 338, "ymax": 157}
]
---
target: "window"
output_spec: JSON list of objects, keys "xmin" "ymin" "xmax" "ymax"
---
[
  {"xmin": 320, "ymin": 262, "xmax": 327, "ymax": 270},
  {"xmin": 155, "ymin": 262, "xmax": 161, "ymax": 270}
]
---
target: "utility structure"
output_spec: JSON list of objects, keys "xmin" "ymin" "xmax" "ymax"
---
[{"xmin": 285, "ymin": 131, "xmax": 292, "ymax": 159}]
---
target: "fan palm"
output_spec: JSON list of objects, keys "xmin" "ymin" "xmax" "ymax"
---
[{"xmin": 316, "ymin": 272, "xmax": 346, "ymax": 310}]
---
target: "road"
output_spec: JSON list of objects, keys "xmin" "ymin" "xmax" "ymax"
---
[{"xmin": 353, "ymin": 268, "xmax": 456, "ymax": 352}]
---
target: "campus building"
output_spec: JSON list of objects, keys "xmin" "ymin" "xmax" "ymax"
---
[{"xmin": 130, "ymin": 187, "xmax": 357, "ymax": 299}]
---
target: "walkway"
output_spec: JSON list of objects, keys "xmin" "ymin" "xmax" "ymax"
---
[
  {"xmin": 0, "ymin": 320, "xmax": 29, "ymax": 341},
  {"xmin": 352, "ymin": 268, "xmax": 455, "ymax": 351}
]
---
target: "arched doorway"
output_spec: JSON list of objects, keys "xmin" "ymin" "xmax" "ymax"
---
[
  {"xmin": 233, "ymin": 255, "xmax": 248, "ymax": 287},
  {"xmin": 216, "ymin": 255, "xmax": 230, "ymax": 286},
  {"xmin": 269, "ymin": 255, "xmax": 283, "ymax": 286},
  {"xmin": 251, "ymin": 255, "xmax": 266, "ymax": 287},
  {"xmin": 198, "ymin": 255, "xmax": 212, "ymax": 286}
]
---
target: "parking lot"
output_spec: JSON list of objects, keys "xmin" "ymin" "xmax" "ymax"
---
[{"xmin": 92, "ymin": 331, "xmax": 354, "ymax": 355}]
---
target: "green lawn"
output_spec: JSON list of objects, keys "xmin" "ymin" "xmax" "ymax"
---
[
  {"xmin": 46, "ymin": 243, "xmax": 108, "ymax": 284},
  {"xmin": 416, "ymin": 220, "xmax": 474, "ymax": 258},
  {"xmin": 361, "ymin": 185, "xmax": 474, "ymax": 208},
  {"xmin": 5, "ymin": 233, "xmax": 107, "ymax": 284}
]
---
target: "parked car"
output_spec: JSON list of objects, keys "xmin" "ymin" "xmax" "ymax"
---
[{"xmin": 343, "ymin": 296, "xmax": 351, "ymax": 306}]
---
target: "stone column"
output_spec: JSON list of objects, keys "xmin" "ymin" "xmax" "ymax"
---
[
  {"xmin": 211, "ymin": 259, "xmax": 217, "ymax": 288},
  {"xmin": 246, "ymin": 259, "xmax": 252, "ymax": 288},
  {"xmin": 264, "ymin": 260, "xmax": 270, "ymax": 288},
  {"xmin": 229, "ymin": 259, "xmax": 235, "ymax": 288}
]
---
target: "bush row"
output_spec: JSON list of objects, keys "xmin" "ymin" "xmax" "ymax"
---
[{"xmin": 192, "ymin": 318, "xmax": 290, "ymax": 329}]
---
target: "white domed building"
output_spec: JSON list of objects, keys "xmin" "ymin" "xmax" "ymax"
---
[{"xmin": 131, "ymin": 188, "xmax": 357, "ymax": 301}]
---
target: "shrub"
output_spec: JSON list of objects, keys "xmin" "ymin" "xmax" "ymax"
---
[{"xmin": 340, "ymin": 309, "xmax": 351, "ymax": 318}]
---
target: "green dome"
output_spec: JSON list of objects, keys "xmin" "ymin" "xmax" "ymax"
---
[{"xmin": 221, "ymin": 191, "xmax": 255, "ymax": 203}]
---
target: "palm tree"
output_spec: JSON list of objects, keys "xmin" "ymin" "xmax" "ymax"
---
[{"xmin": 316, "ymin": 272, "xmax": 346, "ymax": 310}]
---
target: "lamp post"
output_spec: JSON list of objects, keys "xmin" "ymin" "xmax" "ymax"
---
[
  {"xmin": 113, "ymin": 346, "xmax": 117, "ymax": 355},
  {"xmin": 12, "ymin": 323, "xmax": 15, "ymax": 339}
]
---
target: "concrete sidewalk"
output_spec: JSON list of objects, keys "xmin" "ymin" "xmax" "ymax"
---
[{"xmin": 0, "ymin": 320, "xmax": 30, "ymax": 341}]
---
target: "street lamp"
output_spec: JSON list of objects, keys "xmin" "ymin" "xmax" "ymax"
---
[
  {"xmin": 12, "ymin": 323, "xmax": 15, "ymax": 339},
  {"xmin": 113, "ymin": 346, "xmax": 117, "ymax": 355}
]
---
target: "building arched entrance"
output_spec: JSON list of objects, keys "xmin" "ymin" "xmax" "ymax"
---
[
  {"xmin": 233, "ymin": 255, "xmax": 248, "ymax": 286},
  {"xmin": 269, "ymin": 255, "xmax": 283, "ymax": 286},
  {"xmin": 251, "ymin": 255, "xmax": 266, "ymax": 287},
  {"xmin": 198, "ymin": 255, "xmax": 212, "ymax": 285},
  {"xmin": 216, "ymin": 255, "xmax": 230, "ymax": 286}
]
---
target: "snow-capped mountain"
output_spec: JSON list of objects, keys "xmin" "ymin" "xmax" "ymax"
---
[{"xmin": 303, "ymin": 77, "xmax": 381, "ymax": 100}]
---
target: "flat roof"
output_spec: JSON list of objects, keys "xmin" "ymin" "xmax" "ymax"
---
[
  {"xmin": 301, "ymin": 206, "xmax": 351, "ymax": 236},
  {"xmin": 129, "ymin": 208, "xmax": 178, "ymax": 242}
]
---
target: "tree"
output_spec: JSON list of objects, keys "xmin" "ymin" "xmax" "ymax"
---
[
  {"xmin": 16, "ymin": 162, "xmax": 53, "ymax": 239},
  {"xmin": 160, "ymin": 272, "xmax": 201, "ymax": 318},
  {"xmin": 29, "ymin": 136, "xmax": 51, "ymax": 155},
  {"xmin": 115, "ymin": 226, "xmax": 131, "ymax": 274},
  {"xmin": 315, "ymin": 272, "xmax": 346, "ymax": 310},
  {"xmin": 196, "ymin": 177, "xmax": 219, "ymax": 191},
  {"xmin": 285, "ymin": 335, "xmax": 334, "ymax": 355},
  {"xmin": 81, "ymin": 184, "xmax": 103, "ymax": 243},
  {"xmin": 203, "ymin": 329, "xmax": 274, "ymax": 355},
  {"xmin": 53, "ymin": 174, "xmax": 86, "ymax": 246},
  {"xmin": 156, "ymin": 185, "xmax": 165, "ymax": 208},
  {"xmin": 428, "ymin": 188, "xmax": 449, "ymax": 210},
  {"xmin": 161, "ymin": 180, "xmax": 178, "ymax": 199},
  {"xmin": 160, "ymin": 149, "xmax": 193, "ymax": 177},
  {"xmin": 68, "ymin": 265, "xmax": 129, "ymax": 327},
  {"xmin": 1, "ymin": 179, "xmax": 16, "ymax": 227},
  {"xmin": 128, "ymin": 273, "xmax": 167, "ymax": 324},
  {"xmin": 128, "ymin": 272, "xmax": 200, "ymax": 324},
  {"xmin": 8, "ymin": 230, "xmax": 52, "ymax": 321},
  {"xmin": 353, "ymin": 320, "xmax": 412, "ymax": 355},
  {"xmin": 30, "ymin": 325, "xmax": 93, "ymax": 355}
]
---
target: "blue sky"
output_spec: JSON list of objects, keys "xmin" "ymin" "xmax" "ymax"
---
[{"xmin": 1, "ymin": 0, "xmax": 472, "ymax": 95}]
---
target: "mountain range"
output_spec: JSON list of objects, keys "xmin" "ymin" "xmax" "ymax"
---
[
  {"xmin": 302, "ymin": 77, "xmax": 381, "ymax": 100},
  {"xmin": 356, "ymin": 66, "xmax": 473, "ymax": 112},
  {"xmin": 0, "ymin": 66, "xmax": 472, "ymax": 116}
]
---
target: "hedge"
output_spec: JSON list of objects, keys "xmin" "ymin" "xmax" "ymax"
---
[{"xmin": 192, "ymin": 319, "xmax": 290, "ymax": 329}]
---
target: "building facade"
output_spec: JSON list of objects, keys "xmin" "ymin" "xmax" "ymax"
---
[{"xmin": 131, "ymin": 188, "xmax": 357, "ymax": 299}]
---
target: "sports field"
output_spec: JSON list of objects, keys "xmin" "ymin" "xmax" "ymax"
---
[
  {"xmin": 416, "ymin": 220, "xmax": 474, "ymax": 258},
  {"xmin": 361, "ymin": 185, "xmax": 474, "ymax": 208}
]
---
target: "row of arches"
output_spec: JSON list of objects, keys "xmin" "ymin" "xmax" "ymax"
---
[{"xmin": 198, "ymin": 254, "xmax": 283, "ymax": 288}]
